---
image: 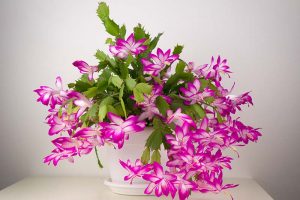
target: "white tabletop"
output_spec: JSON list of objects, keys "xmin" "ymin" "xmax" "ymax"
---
[{"xmin": 0, "ymin": 177, "xmax": 273, "ymax": 200}]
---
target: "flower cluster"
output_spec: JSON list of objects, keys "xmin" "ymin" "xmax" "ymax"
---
[{"xmin": 34, "ymin": 2, "xmax": 261, "ymax": 200}]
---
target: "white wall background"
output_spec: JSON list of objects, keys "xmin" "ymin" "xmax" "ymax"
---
[{"xmin": 0, "ymin": 0, "xmax": 299, "ymax": 199}]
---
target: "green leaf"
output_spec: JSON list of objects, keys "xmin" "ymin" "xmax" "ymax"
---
[
  {"xmin": 155, "ymin": 96, "xmax": 169, "ymax": 116},
  {"xmin": 120, "ymin": 25, "xmax": 126, "ymax": 38},
  {"xmin": 175, "ymin": 60, "xmax": 186, "ymax": 73},
  {"xmin": 68, "ymin": 83, "xmax": 75, "ymax": 89},
  {"xmin": 95, "ymin": 50, "xmax": 108, "ymax": 61},
  {"xmin": 107, "ymin": 105, "xmax": 119, "ymax": 115},
  {"xmin": 141, "ymin": 147, "xmax": 150, "ymax": 164},
  {"xmin": 191, "ymin": 104, "xmax": 206, "ymax": 118},
  {"xmin": 135, "ymin": 83, "xmax": 152, "ymax": 94},
  {"xmin": 111, "ymin": 75, "xmax": 123, "ymax": 88},
  {"xmin": 151, "ymin": 150, "xmax": 161, "ymax": 164},
  {"xmin": 103, "ymin": 18, "xmax": 120, "ymax": 37},
  {"xmin": 216, "ymin": 111, "xmax": 224, "ymax": 123},
  {"xmin": 125, "ymin": 76, "xmax": 137, "ymax": 91},
  {"xmin": 97, "ymin": 2, "xmax": 109, "ymax": 21},
  {"xmin": 146, "ymin": 129, "xmax": 162, "ymax": 150},
  {"xmin": 119, "ymin": 84, "xmax": 127, "ymax": 117},
  {"xmin": 97, "ymin": 69, "xmax": 111, "ymax": 92},
  {"xmin": 133, "ymin": 88, "xmax": 144, "ymax": 103},
  {"xmin": 83, "ymin": 87, "xmax": 98, "ymax": 98},
  {"xmin": 173, "ymin": 44, "xmax": 184, "ymax": 55},
  {"xmin": 88, "ymin": 104, "xmax": 99, "ymax": 120},
  {"xmin": 105, "ymin": 38, "xmax": 114, "ymax": 45},
  {"xmin": 98, "ymin": 96, "xmax": 114, "ymax": 122},
  {"xmin": 119, "ymin": 63, "xmax": 129, "ymax": 79},
  {"xmin": 133, "ymin": 24, "xmax": 149, "ymax": 40},
  {"xmin": 147, "ymin": 33, "xmax": 163, "ymax": 53},
  {"xmin": 164, "ymin": 72, "xmax": 194, "ymax": 92},
  {"xmin": 74, "ymin": 80, "xmax": 92, "ymax": 92}
]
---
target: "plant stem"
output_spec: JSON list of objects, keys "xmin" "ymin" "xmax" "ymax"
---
[{"xmin": 94, "ymin": 147, "xmax": 103, "ymax": 168}]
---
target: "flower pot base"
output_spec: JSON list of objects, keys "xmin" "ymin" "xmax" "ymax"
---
[{"xmin": 104, "ymin": 178, "xmax": 152, "ymax": 196}]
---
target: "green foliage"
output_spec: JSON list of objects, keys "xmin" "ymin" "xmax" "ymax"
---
[
  {"xmin": 83, "ymin": 87, "xmax": 98, "ymax": 98},
  {"xmin": 151, "ymin": 150, "xmax": 161, "ymax": 164},
  {"xmin": 111, "ymin": 75, "xmax": 123, "ymax": 88},
  {"xmin": 175, "ymin": 60, "xmax": 186, "ymax": 73},
  {"xmin": 146, "ymin": 118, "xmax": 171, "ymax": 151},
  {"xmin": 191, "ymin": 104, "xmax": 206, "ymax": 118},
  {"xmin": 133, "ymin": 83, "xmax": 152, "ymax": 103},
  {"xmin": 134, "ymin": 24, "xmax": 149, "ymax": 40},
  {"xmin": 155, "ymin": 96, "xmax": 169, "ymax": 116},
  {"xmin": 120, "ymin": 25, "xmax": 126, "ymax": 38},
  {"xmin": 164, "ymin": 71, "xmax": 194, "ymax": 93},
  {"xmin": 119, "ymin": 84, "xmax": 127, "ymax": 117},
  {"xmin": 173, "ymin": 44, "xmax": 184, "ymax": 55},
  {"xmin": 125, "ymin": 76, "xmax": 137, "ymax": 91},
  {"xmin": 141, "ymin": 147, "xmax": 150, "ymax": 164},
  {"xmin": 97, "ymin": 2, "xmax": 120, "ymax": 36},
  {"xmin": 98, "ymin": 96, "xmax": 114, "ymax": 122},
  {"xmin": 147, "ymin": 33, "xmax": 163, "ymax": 53}
]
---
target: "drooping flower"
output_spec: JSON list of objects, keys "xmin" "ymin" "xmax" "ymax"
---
[
  {"xmin": 68, "ymin": 91, "xmax": 92, "ymax": 119},
  {"xmin": 227, "ymin": 92, "xmax": 253, "ymax": 114},
  {"xmin": 200, "ymin": 56, "xmax": 231, "ymax": 81},
  {"xmin": 100, "ymin": 112, "xmax": 146, "ymax": 148},
  {"xmin": 119, "ymin": 159, "xmax": 152, "ymax": 184},
  {"xmin": 109, "ymin": 33, "xmax": 147, "ymax": 59},
  {"xmin": 142, "ymin": 48, "xmax": 179, "ymax": 76},
  {"xmin": 143, "ymin": 162, "xmax": 177, "ymax": 198},
  {"xmin": 73, "ymin": 126, "xmax": 105, "ymax": 147},
  {"xmin": 180, "ymin": 79, "xmax": 214, "ymax": 105},
  {"xmin": 44, "ymin": 148, "xmax": 76, "ymax": 166},
  {"xmin": 47, "ymin": 112, "xmax": 77, "ymax": 136},
  {"xmin": 72, "ymin": 60, "xmax": 98, "ymax": 81},
  {"xmin": 196, "ymin": 172, "xmax": 238, "ymax": 194},
  {"xmin": 34, "ymin": 76, "xmax": 68, "ymax": 108},
  {"xmin": 166, "ymin": 108, "xmax": 196, "ymax": 127},
  {"xmin": 233, "ymin": 120, "xmax": 261, "ymax": 144},
  {"xmin": 211, "ymin": 97, "xmax": 231, "ymax": 116}
]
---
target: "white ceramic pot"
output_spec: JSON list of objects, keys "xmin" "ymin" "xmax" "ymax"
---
[{"xmin": 104, "ymin": 127, "xmax": 167, "ymax": 195}]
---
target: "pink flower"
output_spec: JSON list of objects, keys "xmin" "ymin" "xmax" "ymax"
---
[
  {"xmin": 119, "ymin": 159, "xmax": 152, "ymax": 184},
  {"xmin": 143, "ymin": 162, "xmax": 177, "ymax": 198},
  {"xmin": 142, "ymin": 48, "xmax": 179, "ymax": 76},
  {"xmin": 185, "ymin": 62, "xmax": 202, "ymax": 77},
  {"xmin": 166, "ymin": 123, "xmax": 192, "ymax": 151},
  {"xmin": 100, "ymin": 112, "xmax": 146, "ymax": 148},
  {"xmin": 227, "ymin": 92, "xmax": 253, "ymax": 114},
  {"xmin": 48, "ymin": 112, "xmax": 77, "ymax": 136},
  {"xmin": 34, "ymin": 76, "xmax": 68, "ymax": 108},
  {"xmin": 166, "ymin": 108, "xmax": 196, "ymax": 127},
  {"xmin": 52, "ymin": 136, "xmax": 93, "ymax": 155},
  {"xmin": 72, "ymin": 60, "xmax": 98, "ymax": 81},
  {"xmin": 234, "ymin": 120, "xmax": 261, "ymax": 144},
  {"xmin": 197, "ymin": 172, "xmax": 238, "ymax": 193},
  {"xmin": 68, "ymin": 91, "xmax": 92, "ymax": 119},
  {"xmin": 73, "ymin": 126, "xmax": 105, "ymax": 147},
  {"xmin": 180, "ymin": 79, "xmax": 214, "ymax": 105},
  {"xmin": 200, "ymin": 56, "xmax": 231, "ymax": 81},
  {"xmin": 137, "ymin": 84, "xmax": 171, "ymax": 120},
  {"xmin": 109, "ymin": 33, "xmax": 147, "ymax": 59},
  {"xmin": 212, "ymin": 98, "xmax": 230, "ymax": 116},
  {"xmin": 174, "ymin": 173, "xmax": 197, "ymax": 200},
  {"xmin": 44, "ymin": 148, "xmax": 76, "ymax": 166}
]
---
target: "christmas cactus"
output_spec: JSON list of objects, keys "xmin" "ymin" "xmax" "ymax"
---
[{"xmin": 34, "ymin": 2, "xmax": 262, "ymax": 200}]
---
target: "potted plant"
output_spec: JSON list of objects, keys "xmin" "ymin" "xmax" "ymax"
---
[{"xmin": 34, "ymin": 2, "xmax": 262, "ymax": 200}]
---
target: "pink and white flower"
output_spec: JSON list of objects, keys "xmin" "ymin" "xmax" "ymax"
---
[
  {"xmin": 180, "ymin": 79, "xmax": 214, "ymax": 105},
  {"xmin": 73, "ymin": 60, "xmax": 98, "ymax": 81},
  {"xmin": 200, "ymin": 56, "xmax": 231, "ymax": 81},
  {"xmin": 34, "ymin": 76, "xmax": 68, "ymax": 108},
  {"xmin": 73, "ymin": 126, "xmax": 105, "ymax": 147},
  {"xmin": 109, "ymin": 33, "xmax": 147, "ymax": 59},
  {"xmin": 174, "ymin": 173, "xmax": 197, "ymax": 200},
  {"xmin": 44, "ymin": 148, "xmax": 76, "ymax": 166},
  {"xmin": 68, "ymin": 91, "xmax": 92, "ymax": 119},
  {"xmin": 166, "ymin": 108, "xmax": 196, "ymax": 127},
  {"xmin": 47, "ymin": 112, "xmax": 77, "ymax": 136},
  {"xmin": 100, "ymin": 113, "xmax": 146, "ymax": 148},
  {"xmin": 119, "ymin": 159, "xmax": 152, "ymax": 184},
  {"xmin": 142, "ymin": 48, "xmax": 179, "ymax": 76},
  {"xmin": 143, "ymin": 162, "xmax": 177, "ymax": 198}
]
